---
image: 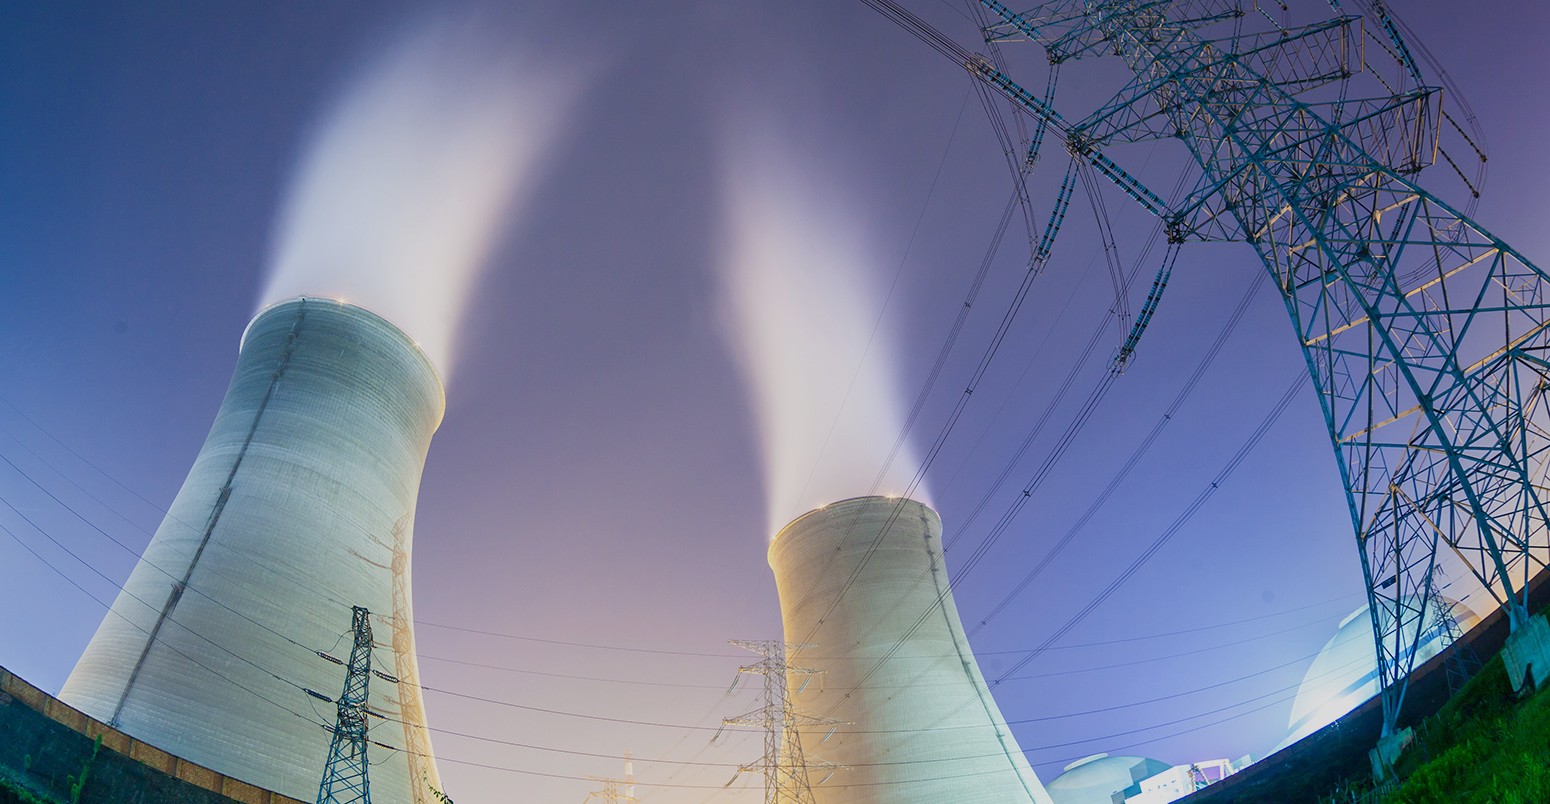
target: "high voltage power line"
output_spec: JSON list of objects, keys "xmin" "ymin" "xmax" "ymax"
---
[
  {"xmin": 0, "ymin": 25, "xmax": 1283, "ymax": 746},
  {"xmin": 809, "ymin": 370, "xmax": 1309, "ymax": 730},
  {"xmin": 4, "ymin": 491, "xmax": 1344, "ymax": 783},
  {"xmin": 2, "ymin": 459, "xmax": 1363, "ymax": 745},
  {"xmin": 0, "ymin": 519, "xmax": 1360, "ymax": 800},
  {"xmin": 414, "ymin": 601, "xmax": 1354, "ymax": 691},
  {"xmin": 3, "ymin": 402, "xmax": 1357, "ymax": 743},
  {"xmin": 768, "ymin": 120, "xmax": 1170, "ymax": 660},
  {"xmin": 1, "ymin": 194, "xmax": 1330, "ymax": 804},
  {"xmin": 791, "ymin": 84, "xmax": 975, "ymax": 512},
  {"xmin": 0, "ymin": 375, "xmax": 1367, "ymax": 802},
  {"xmin": 0, "ymin": 1, "xmax": 1397, "ymax": 781},
  {"xmin": 0, "ymin": 393, "xmax": 1355, "ymax": 664},
  {"xmin": 777, "ymin": 152, "xmax": 1202, "ymax": 674},
  {"xmin": 0, "ymin": 448, "xmax": 329, "ymax": 659},
  {"xmin": 0, "ymin": 407, "xmax": 427, "ymax": 638},
  {"xmin": 0, "ymin": 303, "xmax": 1357, "ymax": 768},
  {"xmin": 7, "ymin": 5, "xmax": 1517, "ymax": 802},
  {"xmin": 11, "ymin": 495, "xmax": 1290, "ymax": 793},
  {"xmin": 767, "ymin": 191, "xmax": 1278, "ymax": 731},
  {"xmin": 2, "ymin": 462, "xmax": 1355, "ymax": 716},
  {"xmin": 938, "ymin": 0, "xmax": 1531, "ymax": 746},
  {"xmin": 1, "ymin": 475, "xmax": 1363, "ymax": 788}
]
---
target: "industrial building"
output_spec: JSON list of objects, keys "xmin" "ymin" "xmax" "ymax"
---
[
  {"xmin": 768, "ymin": 495, "xmax": 1055, "ymax": 803},
  {"xmin": 1044, "ymin": 753, "xmax": 1238, "ymax": 804},
  {"xmin": 59, "ymin": 298, "xmax": 444, "ymax": 803}
]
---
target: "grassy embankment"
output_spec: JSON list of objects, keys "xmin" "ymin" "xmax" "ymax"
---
[{"xmin": 1323, "ymin": 641, "xmax": 1550, "ymax": 802}]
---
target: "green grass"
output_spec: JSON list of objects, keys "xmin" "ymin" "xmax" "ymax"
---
[
  {"xmin": 1385, "ymin": 659, "xmax": 1550, "ymax": 804},
  {"xmin": 1321, "ymin": 635, "xmax": 1550, "ymax": 803}
]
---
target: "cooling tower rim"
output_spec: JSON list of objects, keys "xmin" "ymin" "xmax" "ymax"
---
[
  {"xmin": 242, "ymin": 295, "xmax": 447, "ymax": 413},
  {"xmin": 769, "ymin": 495, "xmax": 938, "ymax": 547}
]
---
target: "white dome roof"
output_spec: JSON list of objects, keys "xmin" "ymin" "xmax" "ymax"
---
[
  {"xmin": 1277, "ymin": 596, "xmax": 1478, "ymax": 751},
  {"xmin": 1047, "ymin": 754, "xmax": 1173, "ymax": 804}
]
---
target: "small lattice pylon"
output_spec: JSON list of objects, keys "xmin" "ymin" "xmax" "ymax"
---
[
  {"xmin": 582, "ymin": 776, "xmax": 637, "ymax": 804},
  {"xmin": 719, "ymin": 640, "xmax": 845, "ymax": 804},
  {"xmin": 1427, "ymin": 573, "xmax": 1482, "ymax": 697},
  {"xmin": 317, "ymin": 606, "xmax": 375, "ymax": 804}
]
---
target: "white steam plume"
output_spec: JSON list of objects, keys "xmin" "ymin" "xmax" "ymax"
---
[
  {"xmin": 717, "ymin": 121, "xmax": 927, "ymax": 536},
  {"xmin": 260, "ymin": 18, "xmax": 580, "ymax": 383}
]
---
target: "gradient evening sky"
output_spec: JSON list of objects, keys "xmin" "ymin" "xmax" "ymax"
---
[{"xmin": 2, "ymin": 2, "xmax": 1548, "ymax": 802}]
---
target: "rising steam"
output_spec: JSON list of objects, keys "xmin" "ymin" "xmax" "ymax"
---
[
  {"xmin": 717, "ymin": 122, "xmax": 927, "ymax": 535},
  {"xmin": 259, "ymin": 18, "xmax": 580, "ymax": 383}
]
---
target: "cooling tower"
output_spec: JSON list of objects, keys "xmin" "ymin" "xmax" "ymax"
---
[
  {"xmin": 769, "ymin": 496, "xmax": 1055, "ymax": 803},
  {"xmin": 61, "ymin": 297, "xmax": 444, "ymax": 803}
]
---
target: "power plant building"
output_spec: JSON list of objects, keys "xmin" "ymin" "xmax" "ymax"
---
[
  {"xmin": 60, "ymin": 298, "xmax": 444, "ymax": 803},
  {"xmin": 768, "ymin": 496, "xmax": 1055, "ymax": 804},
  {"xmin": 1045, "ymin": 754, "xmax": 1177, "ymax": 804},
  {"xmin": 1044, "ymin": 753, "xmax": 1239, "ymax": 804}
]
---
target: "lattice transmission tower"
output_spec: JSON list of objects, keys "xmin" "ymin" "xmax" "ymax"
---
[
  {"xmin": 318, "ymin": 606, "xmax": 376, "ymax": 804},
  {"xmin": 720, "ymin": 640, "xmax": 842, "ymax": 804},
  {"xmin": 582, "ymin": 751, "xmax": 637, "ymax": 804},
  {"xmin": 582, "ymin": 778, "xmax": 637, "ymax": 804},
  {"xmin": 350, "ymin": 517, "xmax": 440, "ymax": 803},
  {"xmin": 860, "ymin": 0, "xmax": 1550, "ymax": 743},
  {"xmin": 386, "ymin": 518, "xmax": 439, "ymax": 804},
  {"xmin": 1424, "ymin": 569, "xmax": 1482, "ymax": 698}
]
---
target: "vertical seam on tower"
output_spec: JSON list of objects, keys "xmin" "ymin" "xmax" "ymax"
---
[
  {"xmin": 925, "ymin": 511, "xmax": 1040, "ymax": 802},
  {"xmin": 110, "ymin": 300, "xmax": 309, "ymax": 725}
]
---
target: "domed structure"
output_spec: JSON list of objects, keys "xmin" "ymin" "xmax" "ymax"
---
[
  {"xmin": 1277, "ymin": 596, "xmax": 1479, "ymax": 751},
  {"xmin": 1046, "ymin": 754, "xmax": 1174, "ymax": 804}
]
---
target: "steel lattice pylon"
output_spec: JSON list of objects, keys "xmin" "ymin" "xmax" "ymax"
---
[
  {"xmin": 318, "ymin": 606, "xmax": 375, "ymax": 804},
  {"xmin": 387, "ymin": 518, "xmax": 440, "ymax": 804},
  {"xmin": 720, "ymin": 641, "xmax": 842, "ymax": 804},
  {"xmin": 866, "ymin": 0, "xmax": 1550, "ymax": 738},
  {"xmin": 1426, "ymin": 568, "xmax": 1482, "ymax": 698},
  {"xmin": 582, "ymin": 773, "xmax": 638, "ymax": 804}
]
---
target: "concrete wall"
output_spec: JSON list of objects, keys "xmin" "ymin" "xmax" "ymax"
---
[
  {"xmin": 1, "ymin": 665, "xmax": 306, "ymax": 804},
  {"xmin": 59, "ymin": 298, "xmax": 444, "ymax": 802},
  {"xmin": 768, "ymin": 496, "xmax": 1054, "ymax": 804}
]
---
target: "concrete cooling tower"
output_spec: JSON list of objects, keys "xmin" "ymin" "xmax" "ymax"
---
[
  {"xmin": 769, "ymin": 496, "xmax": 1055, "ymax": 804},
  {"xmin": 61, "ymin": 297, "xmax": 444, "ymax": 803}
]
